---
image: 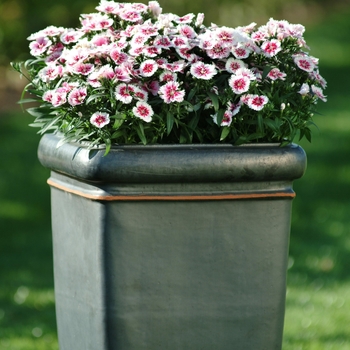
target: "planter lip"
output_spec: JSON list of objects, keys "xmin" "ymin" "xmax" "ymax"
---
[{"xmin": 38, "ymin": 133, "xmax": 307, "ymax": 184}]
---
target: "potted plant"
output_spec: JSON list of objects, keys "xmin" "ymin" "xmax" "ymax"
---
[{"xmin": 12, "ymin": 1, "xmax": 326, "ymax": 349}]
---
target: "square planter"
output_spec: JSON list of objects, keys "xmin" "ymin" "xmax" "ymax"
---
[{"xmin": 38, "ymin": 133, "xmax": 306, "ymax": 350}]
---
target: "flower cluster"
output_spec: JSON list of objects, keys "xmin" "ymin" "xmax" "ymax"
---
[{"xmin": 13, "ymin": 0, "xmax": 327, "ymax": 151}]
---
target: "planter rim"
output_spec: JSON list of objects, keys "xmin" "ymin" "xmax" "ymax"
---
[{"xmin": 38, "ymin": 133, "xmax": 307, "ymax": 184}]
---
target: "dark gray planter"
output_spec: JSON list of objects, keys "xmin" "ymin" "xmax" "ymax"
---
[{"xmin": 38, "ymin": 133, "xmax": 306, "ymax": 350}]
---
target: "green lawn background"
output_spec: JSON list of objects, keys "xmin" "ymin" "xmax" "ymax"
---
[{"xmin": 1, "ymin": 6, "xmax": 350, "ymax": 350}]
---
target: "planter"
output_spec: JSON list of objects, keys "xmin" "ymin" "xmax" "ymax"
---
[{"xmin": 38, "ymin": 133, "xmax": 306, "ymax": 350}]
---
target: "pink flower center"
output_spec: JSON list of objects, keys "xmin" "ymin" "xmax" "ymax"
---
[
  {"xmin": 299, "ymin": 60, "xmax": 311, "ymax": 70},
  {"xmin": 137, "ymin": 106, "xmax": 149, "ymax": 116},
  {"xmin": 265, "ymin": 42, "xmax": 277, "ymax": 54},
  {"xmin": 143, "ymin": 64, "xmax": 154, "ymax": 73},
  {"xmin": 234, "ymin": 78, "xmax": 246, "ymax": 90},
  {"xmin": 252, "ymin": 97, "xmax": 265, "ymax": 107}
]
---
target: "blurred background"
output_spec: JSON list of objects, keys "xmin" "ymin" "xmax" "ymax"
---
[{"xmin": 1, "ymin": 0, "xmax": 350, "ymax": 349}]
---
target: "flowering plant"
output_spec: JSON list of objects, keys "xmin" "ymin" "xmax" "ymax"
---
[{"xmin": 12, "ymin": 0, "xmax": 327, "ymax": 153}]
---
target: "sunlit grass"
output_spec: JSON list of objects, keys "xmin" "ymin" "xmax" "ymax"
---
[{"xmin": 284, "ymin": 283, "xmax": 350, "ymax": 350}]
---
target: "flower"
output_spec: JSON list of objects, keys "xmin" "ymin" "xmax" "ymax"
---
[
  {"xmin": 293, "ymin": 54, "xmax": 316, "ymax": 72},
  {"xmin": 190, "ymin": 62, "xmax": 217, "ymax": 80},
  {"xmin": 229, "ymin": 75, "xmax": 251, "ymax": 94},
  {"xmin": 261, "ymin": 39, "xmax": 281, "ymax": 57},
  {"xmin": 159, "ymin": 81, "xmax": 185, "ymax": 103},
  {"xmin": 132, "ymin": 101, "xmax": 154, "ymax": 122},
  {"xmin": 246, "ymin": 94, "xmax": 269, "ymax": 111},
  {"xmin": 12, "ymin": 1, "xmax": 327, "ymax": 151},
  {"xmin": 68, "ymin": 87, "xmax": 88, "ymax": 106},
  {"xmin": 90, "ymin": 112, "xmax": 110, "ymax": 128},
  {"xmin": 140, "ymin": 59, "xmax": 158, "ymax": 77}
]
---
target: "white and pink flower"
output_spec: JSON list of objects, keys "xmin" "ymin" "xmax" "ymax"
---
[
  {"xmin": 159, "ymin": 71, "xmax": 177, "ymax": 83},
  {"xmin": 38, "ymin": 64, "xmax": 63, "ymax": 82},
  {"xmin": 143, "ymin": 46, "xmax": 162, "ymax": 57},
  {"xmin": 175, "ymin": 14, "xmax": 195, "ymax": 24},
  {"xmin": 190, "ymin": 62, "xmax": 217, "ymax": 80},
  {"xmin": 96, "ymin": 1, "xmax": 121, "ymax": 14},
  {"xmin": 72, "ymin": 63, "xmax": 95, "ymax": 76},
  {"xmin": 159, "ymin": 81, "xmax": 185, "ymax": 104},
  {"xmin": 225, "ymin": 58, "xmax": 246, "ymax": 73},
  {"xmin": 90, "ymin": 112, "xmax": 110, "ymax": 128},
  {"xmin": 227, "ymin": 101, "xmax": 242, "ymax": 116},
  {"xmin": 178, "ymin": 25, "xmax": 197, "ymax": 39},
  {"xmin": 267, "ymin": 68, "xmax": 287, "ymax": 81},
  {"xmin": 91, "ymin": 34, "xmax": 110, "ymax": 47},
  {"xmin": 153, "ymin": 35, "xmax": 172, "ymax": 49},
  {"xmin": 43, "ymin": 90, "xmax": 54, "ymax": 103},
  {"xmin": 139, "ymin": 59, "xmax": 158, "ymax": 77},
  {"xmin": 27, "ymin": 26, "xmax": 64, "ymax": 40},
  {"xmin": 146, "ymin": 80, "xmax": 160, "ymax": 96},
  {"xmin": 132, "ymin": 101, "xmax": 154, "ymax": 122},
  {"xmin": 133, "ymin": 86, "xmax": 149, "ymax": 101},
  {"xmin": 115, "ymin": 83, "xmax": 135, "ymax": 104},
  {"xmin": 212, "ymin": 111, "xmax": 233, "ymax": 127},
  {"xmin": 68, "ymin": 87, "xmax": 87, "ymax": 106},
  {"xmin": 261, "ymin": 39, "xmax": 281, "ymax": 57},
  {"xmin": 29, "ymin": 37, "xmax": 52, "ymax": 56},
  {"xmin": 207, "ymin": 42, "xmax": 231, "ymax": 59},
  {"xmin": 51, "ymin": 90, "xmax": 67, "ymax": 107},
  {"xmin": 114, "ymin": 66, "xmax": 132, "ymax": 82},
  {"xmin": 246, "ymin": 94, "xmax": 269, "ymax": 111},
  {"xmin": 148, "ymin": 1, "xmax": 162, "ymax": 17},
  {"xmin": 110, "ymin": 49, "xmax": 129, "ymax": 65},
  {"xmin": 311, "ymin": 85, "xmax": 327, "ymax": 102},
  {"xmin": 215, "ymin": 27, "xmax": 235, "ymax": 44},
  {"xmin": 60, "ymin": 30, "xmax": 84, "ymax": 44},
  {"xmin": 232, "ymin": 46, "xmax": 250, "ymax": 59},
  {"xmin": 293, "ymin": 54, "xmax": 315, "ymax": 72},
  {"xmin": 229, "ymin": 75, "xmax": 251, "ymax": 95}
]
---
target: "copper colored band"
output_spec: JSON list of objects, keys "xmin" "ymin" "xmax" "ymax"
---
[{"xmin": 47, "ymin": 178, "xmax": 296, "ymax": 201}]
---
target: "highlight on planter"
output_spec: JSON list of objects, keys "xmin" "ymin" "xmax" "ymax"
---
[{"xmin": 12, "ymin": 0, "xmax": 327, "ymax": 154}]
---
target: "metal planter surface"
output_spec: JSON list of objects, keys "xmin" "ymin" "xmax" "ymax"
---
[{"xmin": 38, "ymin": 133, "xmax": 306, "ymax": 350}]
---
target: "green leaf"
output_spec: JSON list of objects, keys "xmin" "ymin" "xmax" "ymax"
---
[
  {"xmin": 207, "ymin": 92, "xmax": 219, "ymax": 111},
  {"xmin": 220, "ymin": 127, "xmax": 230, "ymax": 141},
  {"xmin": 104, "ymin": 139, "xmax": 111, "ymax": 156},
  {"xmin": 38, "ymin": 116, "xmax": 61, "ymax": 134},
  {"xmin": 86, "ymin": 93, "xmax": 108, "ymax": 105},
  {"xmin": 187, "ymin": 87, "xmax": 197, "ymax": 101},
  {"xmin": 216, "ymin": 109, "xmax": 225, "ymax": 126},
  {"xmin": 304, "ymin": 127, "xmax": 312, "ymax": 142},
  {"xmin": 111, "ymin": 130, "xmax": 126, "ymax": 140},
  {"xmin": 188, "ymin": 113, "xmax": 200, "ymax": 130},
  {"xmin": 26, "ymin": 106, "xmax": 53, "ymax": 118},
  {"xmin": 17, "ymin": 98, "xmax": 39, "ymax": 104},
  {"xmin": 166, "ymin": 113, "xmax": 174, "ymax": 136},
  {"xmin": 194, "ymin": 128, "xmax": 203, "ymax": 143},
  {"xmin": 136, "ymin": 123, "xmax": 147, "ymax": 145},
  {"xmin": 113, "ymin": 118, "xmax": 124, "ymax": 129},
  {"xmin": 257, "ymin": 114, "xmax": 264, "ymax": 134},
  {"xmin": 193, "ymin": 103, "xmax": 201, "ymax": 112}
]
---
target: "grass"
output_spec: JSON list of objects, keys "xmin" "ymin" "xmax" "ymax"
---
[
  {"xmin": 0, "ymin": 113, "xmax": 57, "ymax": 350},
  {"xmin": 282, "ymin": 6, "xmax": 350, "ymax": 349},
  {"xmin": 1, "ymin": 7, "xmax": 350, "ymax": 350}
]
